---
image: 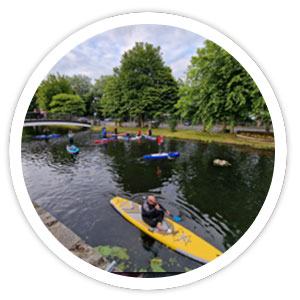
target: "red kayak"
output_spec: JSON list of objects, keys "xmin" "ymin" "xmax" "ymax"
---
[{"xmin": 94, "ymin": 138, "xmax": 116, "ymax": 144}]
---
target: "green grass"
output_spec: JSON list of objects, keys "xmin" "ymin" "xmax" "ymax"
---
[{"xmin": 92, "ymin": 125, "xmax": 275, "ymax": 150}]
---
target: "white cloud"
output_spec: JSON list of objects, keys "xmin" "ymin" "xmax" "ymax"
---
[{"xmin": 49, "ymin": 25, "xmax": 206, "ymax": 80}]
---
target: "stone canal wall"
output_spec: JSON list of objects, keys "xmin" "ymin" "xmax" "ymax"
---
[{"xmin": 33, "ymin": 202, "xmax": 120, "ymax": 272}]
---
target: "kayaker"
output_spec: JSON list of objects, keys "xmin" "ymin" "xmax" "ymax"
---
[
  {"xmin": 158, "ymin": 135, "xmax": 164, "ymax": 153},
  {"xmin": 68, "ymin": 130, "xmax": 74, "ymax": 145},
  {"xmin": 43, "ymin": 127, "xmax": 50, "ymax": 136},
  {"xmin": 142, "ymin": 195, "xmax": 170, "ymax": 232},
  {"xmin": 137, "ymin": 130, "xmax": 142, "ymax": 136}
]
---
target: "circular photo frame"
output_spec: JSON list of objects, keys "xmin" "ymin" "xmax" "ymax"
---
[{"xmin": 10, "ymin": 12, "xmax": 286, "ymax": 289}]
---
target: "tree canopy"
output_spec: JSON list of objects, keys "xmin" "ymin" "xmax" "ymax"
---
[
  {"xmin": 28, "ymin": 40, "xmax": 271, "ymax": 132},
  {"xmin": 36, "ymin": 74, "xmax": 74, "ymax": 111},
  {"xmin": 115, "ymin": 42, "xmax": 179, "ymax": 126},
  {"xmin": 176, "ymin": 40, "xmax": 270, "ymax": 132}
]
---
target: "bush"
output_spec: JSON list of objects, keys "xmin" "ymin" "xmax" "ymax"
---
[
  {"xmin": 168, "ymin": 117, "xmax": 178, "ymax": 132},
  {"xmin": 50, "ymin": 93, "xmax": 86, "ymax": 116}
]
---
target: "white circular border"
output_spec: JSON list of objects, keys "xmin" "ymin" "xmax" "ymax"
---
[{"xmin": 9, "ymin": 12, "xmax": 286, "ymax": 290}]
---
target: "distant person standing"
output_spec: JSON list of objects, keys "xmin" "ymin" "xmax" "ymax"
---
[
  {"xmin": 33, "ymin": 108, "xmax": 38, "ymax": 119},
  {"xmin": 100, "ymin": 125, "xmax": 107, "ymax": 138},
  {"xmin": 39, "ymin": 108, "xmax": 46, "ymax": 119},
  {"xmin": 114, "ymin": 126, "xmax": 118, "ymax": 135},
  {"xmin": 148, "ymin": 128, "xmax": 152, "ymax": 136},
  {"xmin": 68, "ymin": 130, "xmax": 74, "ymax": 145},
  {"xmin": 158, "ymin": 135, "xmax": 164, "ymax": 153}
]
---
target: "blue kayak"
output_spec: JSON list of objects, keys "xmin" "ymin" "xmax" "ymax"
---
[
  {"xmin": 66, "ymin": 145, "xmax": 79, "ymax": 154},
  {"xmin": 143, "ymin": 152, "xmax": 180, "ymax": 160},
  {"xmin": 36, "ymin": 134, "xmax": 61, "ymax": 139}
]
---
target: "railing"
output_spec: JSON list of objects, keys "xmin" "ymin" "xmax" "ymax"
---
[{"xmin": 25, "ymin": 112, "xmax": 91, "ymax": 126}]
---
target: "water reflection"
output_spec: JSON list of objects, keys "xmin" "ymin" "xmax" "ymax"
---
[{"xmin": 22, "ymin": 128, "xmax": 274, "ymax": 271}]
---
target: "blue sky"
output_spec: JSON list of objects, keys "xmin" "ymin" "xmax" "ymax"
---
[{"xmin": 49, "ymin": 25, "xmax": 206, "ymax": 80}]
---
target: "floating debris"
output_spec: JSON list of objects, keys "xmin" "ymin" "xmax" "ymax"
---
[{"xmin": 213, "ymin": 159, "xmax": 231, "ymax": 167}]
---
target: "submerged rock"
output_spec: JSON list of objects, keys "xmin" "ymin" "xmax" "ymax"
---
[{"xmin": 213, "ymin": 159, "xmax": 231, "ymax": 167}]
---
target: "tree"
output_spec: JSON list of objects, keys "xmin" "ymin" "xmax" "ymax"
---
[
  {"xmin": 117, "ymin": 42, "xmax": 179, "ymax": 127},
  {"xmin": 250, "ymin": 83, "xmax": 272, "ymax": 131},
  {"xmin": 86, "ymin": 75, "xmax": 112, "ymax": 117},
  {"xmin": 66, "ymin": 74, "xmax": 93, "ymax": 115},
  {"xmin": 177, "ymin": 40, "xmax": 267, "ymax": 133},
  {"xmin": 28, "ymin": 88, "xmax": 39, "ymax": 112},
  {"xmin": 49, "ymin": 94, "xmax": 86, "ymax": 115},
  {"xmin": 98, "ymin": 74, "xmax": 125, "ymax": 124},
  {"xmin": 36, "ymin": 73, "xmax": 74, "ymax": 111},
  {"xmin": 66, "ymin": 74, "xmax": 92, "ymax": 99}
]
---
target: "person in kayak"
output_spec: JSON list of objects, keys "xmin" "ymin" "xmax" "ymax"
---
[
  {"xmin": 43, "ymin": 127, "xmax": 50, "ymax": 136},
  {"xmin": 158, "ymin": 135, "xmax": 164, "ymax": 153},
  {"xmin": 68, "ymin": 130, "xmax": 74, "ymax": 145},
  {"xmin": 137, "ymin": 130, "xmax": 142, "ymax": 136},
  {"xmin": 142, "ymin": 196, "xmax": 170, "ymax": 231}
]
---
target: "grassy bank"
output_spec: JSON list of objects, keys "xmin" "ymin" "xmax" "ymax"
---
[{"xmin": 92, "ymin": 126, "xmax": 275, "ymax": 150}]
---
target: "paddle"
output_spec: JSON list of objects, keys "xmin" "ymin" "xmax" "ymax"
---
[
  {"xmin": 142, "ymin": 196, "xmax": 181, "ymax": 222},
  {"xmin": 169, "ymin": 214, "xmax": 181, "ymax": 222}
]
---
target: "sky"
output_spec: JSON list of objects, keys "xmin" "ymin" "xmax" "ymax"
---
[{"xmin": 49, "ymin": 25, "xmax": 206, "ymax": 80}]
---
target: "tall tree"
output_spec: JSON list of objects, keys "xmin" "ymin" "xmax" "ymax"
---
[
  {"xmin": 66, "ymin": 74, "xmax": 93, "ymax": 116},
  {"xmin": 177, "ymin": 40, "xmax": 268, "ymax": 132},
  {"xmin": 85, "ymin": 75, "xmax": 112, "ymax": 117},
  {"xmin": 98, "ymin": 74, "xmax": 125, "ymax": 123},
  {"xmin": 36, "ymin": 73, "xmax": 74, "ymax": 111},
  {"xmin": 66, "ymin": 74, "xmax": 92, "ymax": 99},
  {"xmin": 117, "ymin": 42, "xmax": 179, "ymax": 127}
]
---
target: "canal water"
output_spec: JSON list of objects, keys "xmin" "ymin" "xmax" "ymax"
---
[{"xmin": 22, "ymin": 126, "xmax": 274, "ymax": 273}]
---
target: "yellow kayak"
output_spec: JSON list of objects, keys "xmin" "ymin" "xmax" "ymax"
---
[{"xmin": 110, "ymin": 197, "xmax": 222, "ymax": 264}]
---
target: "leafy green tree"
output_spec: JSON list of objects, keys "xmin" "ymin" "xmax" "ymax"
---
[
  {"xmin": 86, "ymin": 75, "xmax": 112, "ymax": 117},
  {"xmin": 177, "ymin": 40, "xmax": 268, "ymax": 133},
  {"xmin": 66, "ymin": 74, "xmax": 92, "ymax": 99},
  {"xmin": 117, "ymin": 42, "xmax": 179, "ymax": 127},
  {"xmin": 36, "ymin": 74, "xmax": 74, "ymax": 111},
  {"xmin": 250, "ymin": 84, "xmax": 272, "ymax": 131},
  {"xmin": 98, "ymin": 74, "xmax": 125, "ymax": 124},
  {"xmin": 49, "ymin": 93, "xmax": 86, "ymax": 115},
  {"xmin": 66, "ymin": 74, "xmax": 93, "ymax": 115},
  {"xmin": 28, "ymin": 88, "xmax": 39, "ymax": 112}
]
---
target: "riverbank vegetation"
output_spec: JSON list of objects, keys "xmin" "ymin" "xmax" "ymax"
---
[{"xmin": 29, "ymin": 39, "xmax": 272, "ymax": 135}]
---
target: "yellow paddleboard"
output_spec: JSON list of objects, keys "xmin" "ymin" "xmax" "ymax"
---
[{"xmin": 110, "ymin": 197, "xmax": 222, "ymax": 264}]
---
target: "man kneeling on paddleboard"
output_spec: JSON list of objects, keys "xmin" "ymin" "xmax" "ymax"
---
[{"xmin": 142, "ymin": 196, "xmax": 170, "ymax": 232}]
